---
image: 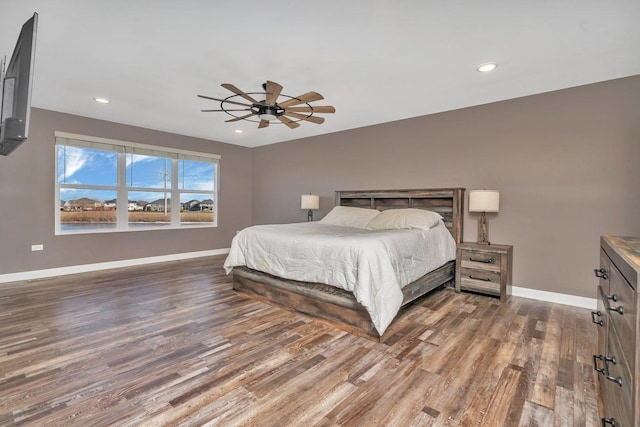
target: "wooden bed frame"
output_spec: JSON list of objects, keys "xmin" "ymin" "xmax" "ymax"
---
[{"xmin": 232, "ymin": 188, "xmax": 465, "ymax": 341}]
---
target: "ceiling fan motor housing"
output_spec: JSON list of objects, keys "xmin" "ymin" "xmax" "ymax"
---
[{"xmin": 253, "ymin": 103, "xmax": 285, "ymax": 120}]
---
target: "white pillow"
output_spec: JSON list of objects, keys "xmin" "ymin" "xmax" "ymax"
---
[
  {"xmin": 365, "ymin": 208, "xmax": 442, "ymax": 230},
  {"xmin": 319, "ymin": 206, "xmax": 380, "ymax": 229}
]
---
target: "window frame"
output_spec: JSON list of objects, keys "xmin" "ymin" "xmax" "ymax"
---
[{"xmin": 54, "ymin": 131, "xmax": 220, "ymax": 235}]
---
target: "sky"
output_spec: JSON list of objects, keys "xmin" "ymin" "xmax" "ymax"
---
[{"xmin": 57, "ymin": 146, "xmax": 215, "ymax": 204}]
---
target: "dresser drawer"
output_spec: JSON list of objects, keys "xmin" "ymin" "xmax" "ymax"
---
[
  {"xmin": 607, "ymin": 262, "xmax": 637, "ymax": 376},
  {"xmin": 598, "ymin": 325, "xmax": 633, "ymax": 427}
]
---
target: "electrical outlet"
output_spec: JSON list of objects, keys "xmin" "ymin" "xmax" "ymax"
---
[{"xmin": 31, "ymin": 244, "xmax": 43, "ymax": 251}]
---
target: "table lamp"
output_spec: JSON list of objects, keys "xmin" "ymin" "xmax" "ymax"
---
[
  {"xmin": 301, "ymin": 194, "xmax": 319, "ymax": 222},
  {"xmin": 468, "ymin": 190, "xmax": 500, "ymax": 244}
]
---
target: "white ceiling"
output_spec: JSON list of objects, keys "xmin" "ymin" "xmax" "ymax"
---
[{"xmin": 2, "ymin": 1, "xmax": 639, "ymax": 148}]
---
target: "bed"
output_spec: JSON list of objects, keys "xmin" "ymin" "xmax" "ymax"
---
[{"xmin": 226, "ymin": 188, "xmax": 465, "ymax": 341}]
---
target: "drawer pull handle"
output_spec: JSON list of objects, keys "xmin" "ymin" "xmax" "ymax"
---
[
  {"xmin": 607, "ymin": 305, "xmax": 624, "ymax": 315},
  {"xmin": 600, "ymin": 356, "xmax": 624, "ymax": 386},
  {"xmin": 594, "ymin": 268, "xmax": 608, "ymax": 279},
  {"xmin": 590, "ymin": 311, "xmax": 604, "ymax": 326},
  {"xmin": 469, "ymin": 275, "xmax": 491, "ymax": 282},
  {"xmin": 593, "ymin": 354, "xmax": 606, "ymax": 374},
  {"xmin": 605, "ymin": 374, "xmax": 623, "ymax": 386},
  {"xmin": 469, "ymin": 257, "xmax": 494, "ymax": 264},
  {"xmin": 605, "ymin": 294, "xmax": 618, "ymax": 302},
  {"xmin": 602, "ymin": 418, "xmax": 616, "ymax": 426}
]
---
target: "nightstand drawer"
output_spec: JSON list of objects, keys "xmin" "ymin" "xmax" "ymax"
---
[
  {"xmin": 460, "ymin": 267, "xmax": 501, "ymax": 284},
  {"xmin": 460, "ymin": 251, "xmax": 502, "ymax": 273},
  {"xmin": 459, "ymin": 269, "xmax": 501, "ymax": 296}
]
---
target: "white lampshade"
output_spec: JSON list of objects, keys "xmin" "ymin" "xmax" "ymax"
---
[
  {"xmin": 301, "ymin": 194, "xmax": 319, "ymax": 210},
  {"xmin": 469, "ymin": 190, "xmax": 500, "ymax": 213}
]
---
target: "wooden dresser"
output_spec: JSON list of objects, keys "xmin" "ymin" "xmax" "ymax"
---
[{"xmin": 593, "ymin": 236, "xmax": 640, "ymax": 426}]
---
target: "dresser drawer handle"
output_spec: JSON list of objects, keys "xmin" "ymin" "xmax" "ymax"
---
[
  {"xmin": 594, "ymin": 268, "xmax": 608, "ymax": 279},
  {"xmin": 602, "ymin": 418, "xmax": 616, "ymax": 426},
  {"xmin": 593, "ymin": 354, "xmax": 606, "ymax": 374},
  {"xmin": 607, "ymin": 305, "xmax": 624, "ymax": 315},
  {"xmin": 601, "ymin": 356, "xmax": 624, "ymax": 386},
  {"xmin": 605, "ymin": 374, "xmax": 623, "ymax": 386},
  {"xmin": 605, "ymin": 294, "xmax": 618, "ymax": 302},
  {"xmin": 469, "ymin": 257, "xmax": 494, "ymax": 264},
  {"xmin": 590, "ymin": 311, "xmax": 604, "ymax": 326},
  {"xmin": 469, "ymin": 275, "xmax": 491, "ymax": 282}
]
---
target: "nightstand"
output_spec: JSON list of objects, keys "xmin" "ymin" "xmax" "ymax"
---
[{"xmin": 455, "ymin": 242, "xmax": 513, "ymax": 301}]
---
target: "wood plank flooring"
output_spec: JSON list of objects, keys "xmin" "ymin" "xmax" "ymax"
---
[{"xmin": 0, "ymin": 255, "xmax": 599, "ymax": 426}]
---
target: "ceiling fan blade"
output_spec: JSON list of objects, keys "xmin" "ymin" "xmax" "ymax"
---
[
  {"xmin": 225, "ymin": 112, "xmax": 257, "ymax": 123},
  {"xmin": 201, "ymin": 108, "xmax": 251, "ymax": 112},
  {"xmin": 265, "ymin": 80, "xmax": 283, "ymax": 105},
  {"xmin": 278, "ymin": 92, "xmax": 324, "ymax": 108},
  {"xmin": 283, "ymin": 111, "xmax": 325, "ymax": 124},
  {"xmin": 277, "ymin": 115, "xmax": 301, "ymax": 129},
  {"xmin": 258, "ymin": 120, "xmax": 270, "ymax": 129},
  {"xmin": 285, "ymin": 105, "xmax": 335, "ymax": 114},
  {"xmin": 198, "ymin": 94, "xmax": 253, "ymax": 108},
  {"xmin": 221, "ymin": 83, "xmax": 259, "ymax": 104}
]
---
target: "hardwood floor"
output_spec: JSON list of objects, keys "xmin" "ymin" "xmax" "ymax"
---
[{"xmin": 0, "ymin": 255, "xmax": 599, "ymax": 426}]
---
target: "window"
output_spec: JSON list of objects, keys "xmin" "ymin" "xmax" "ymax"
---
[{"xmin": 55, "ymin": 132, "xmax": 219, "ymax": 234}]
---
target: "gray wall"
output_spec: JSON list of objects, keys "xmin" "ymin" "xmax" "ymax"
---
[
  {"xmin": 252, "ymin": 76, "xmax": 640, "ymax": 299},
  {"xmin": 2, "ymin": 76, "xmax": 639, "ymax": 299},
  {"xmin": 0, "ymin": 108, "xmax": 253, "ymax": 274}
]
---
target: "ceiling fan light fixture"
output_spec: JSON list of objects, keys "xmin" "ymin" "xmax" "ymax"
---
[{"xmin": 258, "ymin": 113, "xmax": 278, "ymax": 121}]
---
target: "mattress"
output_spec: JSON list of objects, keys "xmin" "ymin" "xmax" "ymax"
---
[{"xmin": 224, "ymin": 221, "xmax": 456, "ymax": 335}]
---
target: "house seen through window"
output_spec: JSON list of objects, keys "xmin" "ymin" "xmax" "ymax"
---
[{"xmin": 55, "ymin": 132, "xmax": 219, "ymax": 234}]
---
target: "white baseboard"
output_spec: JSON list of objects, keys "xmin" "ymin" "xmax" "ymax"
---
[
  {"xmin": 512, "ymin": 286, "xmax": 597, "ymax": 310},
  {"xmin": 0, "ymin": 248, "xmax": 230, "ymax": 284},
  {"xmin": 1, "ymin": 254, "xmax": 597, "ymax": 311}
]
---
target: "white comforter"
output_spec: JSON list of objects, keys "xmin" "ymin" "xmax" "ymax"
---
[{"xmin": 224, "ymin": 221, "xmax": 456, "ymax": 335}]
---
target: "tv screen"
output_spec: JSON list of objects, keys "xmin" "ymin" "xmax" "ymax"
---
[{"xmin": 0, "ymin": 12, "xmax": 38, "ymax": 156}]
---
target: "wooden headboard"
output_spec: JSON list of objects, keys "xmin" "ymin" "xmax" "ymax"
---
[{"xmin": 335, "ymin": 188, "xmax": 465, "ymax": 244}]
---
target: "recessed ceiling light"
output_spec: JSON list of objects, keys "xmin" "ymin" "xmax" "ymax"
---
[
  {"xmin": 234, "ymin": 129, "xmax": 243, "ymax": 134},
  {"xmin": 477, "ymin": 62, "xmax": 498, "ymax": 73},
  {"xmin": 94, "ymin": 97, "xmax": 110, "ymax": 104}
]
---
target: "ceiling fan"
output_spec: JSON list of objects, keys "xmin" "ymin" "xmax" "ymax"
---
[{"xmin": 198, "ymin": 81, "xmax": 335, "ymax": 129}]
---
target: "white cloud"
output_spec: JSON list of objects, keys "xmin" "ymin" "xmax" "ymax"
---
[
  {"xmin": 126, "ymin": 154, "xmax": 159, "ymax": 168},
  {"xmin": 58, "ymin": 146, "xmax": 89, "ymax": 182}
]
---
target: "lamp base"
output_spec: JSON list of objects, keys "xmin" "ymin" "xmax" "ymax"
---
[
  {"xmin": 476, "ymin": 212, "xmax": 491, "ymax": 245},
  {"xmin": 307, "ymin": 209, "xmax": 313, "ymax": 222}
]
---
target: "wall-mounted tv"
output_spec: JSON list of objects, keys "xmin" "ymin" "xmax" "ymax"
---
[{"xmin": 0, "ymin": 12, "xmax": 38, "ymax": 156}]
